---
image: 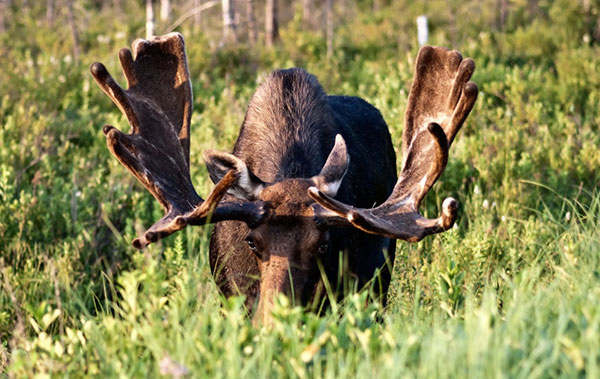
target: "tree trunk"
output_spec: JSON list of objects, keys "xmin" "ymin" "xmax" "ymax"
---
[
  {"xmin": 194, "ymin": 0, "xmax": 203, "ymax": 30},
  {"xmin": 497, "ymin": 0, "xmax": 508, "ymax": 31},
  {"xmin": 160, "ymin": 0, "xmax": 171, "ymax": 22},
  {"xmin": 0, "ymin": 0, "xmax": 7, "ymax": 32},
  {"xmin": 527, "ymin": 0, "xmax": 538, "ymax": 17},
  {"xmin": 146, "ymin": 0, "xmax": 155, "ymax": 39},
  {"xmin": 246, "ymin": 0, "xmax": 257, "ymax": 45},
  {"xmin": 373, "ymin": 0, "xmax": 379, "ymax": 12},
  {"xmin": 416, "ymin": 15, "xmax": 428, "ymax": 46},
  {"xmin": 265, "ymin": 0, "xmax": 278, "ymax": 47},
  {"xmin": 65, "ymin": 0, "xmax": 80, "ymax": 62},
  {"xmin": 325, "ymin": 0, "xmax": 333, "ymax": 57},
  {"xmin": 582, "ymin": 0, "xmax": 590, "ymax": 12},
  {"xmin": 302, "ymin": 0, "xmax": 311, "ymax": 27},
  {"xmin": 46, "ymin": 0, "xmax": 54, "ymax": 27},
  {"xmin": 222, "ymin": 0, "xmax": 237, "ymax": 44}
]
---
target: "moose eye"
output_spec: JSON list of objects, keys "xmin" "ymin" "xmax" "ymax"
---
[
  {"xmin": 245, "ymin": 236, "xmax": 258, "ymax": 253},
  {"xmin": 245, "ymin": 237, "xmax": 256, "ymax": 250},
  {"xmin": 318, "ymin": 242, "xmax": 329, "ymax": 255}
]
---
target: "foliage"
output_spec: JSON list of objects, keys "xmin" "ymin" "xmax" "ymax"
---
[{"xmin": 1, "ymin": 0, "xmax": 600, "ymax": 376}]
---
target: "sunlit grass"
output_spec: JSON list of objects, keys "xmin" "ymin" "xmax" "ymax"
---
[
  {"xmin": 1, "ymin": 1, "xmax": 600, "ymax": 376},
  {"xmin": 6, "ymin": 193, "xmax": 600, "ymax": 376}
]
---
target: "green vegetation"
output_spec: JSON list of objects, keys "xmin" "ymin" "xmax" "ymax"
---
[{"xmin": 1, "ymin": 0, "xmax": 600, "ymax": 376}]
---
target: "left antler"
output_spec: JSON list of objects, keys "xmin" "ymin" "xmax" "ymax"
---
[
  {"xmin": 91, "ymin": 33, "xmax": 264, "ymax": 248},
  {"xmin": 309, "ymin": 46, "xmax": 478, "ymax": 242}
]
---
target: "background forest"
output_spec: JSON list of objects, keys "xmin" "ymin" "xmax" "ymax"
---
[{"xmin": 1, "ymin": 0, "xmax": 600, "ymax": 376}]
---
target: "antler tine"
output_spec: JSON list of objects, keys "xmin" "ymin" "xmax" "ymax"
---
[
  {"xmin": 92, "ymin": 33, "xmax": 257, "ymax": 248},
  {"xmin": 131, "ymin": 170, "xmax": 240, "ymax": 249},
  {"xmin": 310, "ymin": 46, "xmax": 478, "ymax": 242}
]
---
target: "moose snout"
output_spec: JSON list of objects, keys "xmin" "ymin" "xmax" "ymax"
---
[{"xmin": 253, "ymin": 256, "xmax": 304, "ymax": 326}]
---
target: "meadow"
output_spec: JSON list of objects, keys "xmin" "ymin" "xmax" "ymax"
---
[{"xmin": 1, "ymin": 0, "xmax": 600, "ymax": 376}]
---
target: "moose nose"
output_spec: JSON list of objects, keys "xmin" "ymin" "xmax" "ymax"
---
[{"xmin": 252, "ymin": 256, "xmax": 294, "ymax": 326}]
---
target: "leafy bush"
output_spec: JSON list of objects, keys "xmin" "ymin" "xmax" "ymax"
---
[{"xmin": 1, "ymin": 0, "xmax": 600, "ymax": 376}]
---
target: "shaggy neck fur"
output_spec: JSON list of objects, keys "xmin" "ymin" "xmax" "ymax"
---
[{"xmin": 233, "ymin": 68, "xmax": 337, "ymax": 183}]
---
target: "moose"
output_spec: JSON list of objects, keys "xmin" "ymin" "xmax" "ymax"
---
[{"xmin": 90, "ymin": 33, "xmax": 477, "ymax": 324}]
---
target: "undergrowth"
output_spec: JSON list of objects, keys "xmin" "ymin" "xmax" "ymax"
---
[{"xmin": 1, "ymin": 0, "xmax": 600, "ymax": 376}]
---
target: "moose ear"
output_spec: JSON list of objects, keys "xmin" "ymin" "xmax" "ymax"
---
[
  {"xmin": 312, "ymin": 134, "xmax": 349, "ymax": 197},
  {"xmin": 203, "ymin": 151, "xmax": 265, "ymax": 201}
]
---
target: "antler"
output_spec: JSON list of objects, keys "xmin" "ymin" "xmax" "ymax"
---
[
  {"xmin": 91, "ymin": 33, "xmax": 264, "ymax": 248},
  {"xmin": 309, "ymin": 46, "xmax": 478, "ymax": 242}
]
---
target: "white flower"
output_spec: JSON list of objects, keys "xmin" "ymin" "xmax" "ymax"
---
[
  {"xmin": 97, "ymin": 34, "xmax": 110, "ymax": 44},
  {"xmin": 583, "ymin": 34, "xmax": 591, "ymax": 44},
  {"xmin": 159, "ymin": 355, "xmax": 189, "ymax": 378}
]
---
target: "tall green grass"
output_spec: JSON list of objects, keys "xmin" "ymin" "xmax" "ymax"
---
[
  {"xmin": 5, "ymin": 193, "xmax": 600, "ymax": 376},
  {"xmin": 1, "ymin": 0, "xmax": 600, "ymax": 376}
]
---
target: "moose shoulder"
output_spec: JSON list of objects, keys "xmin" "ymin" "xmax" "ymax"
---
[{"xmin": 90, "ymin": 33, "xmax": 478, "ymax": 324}]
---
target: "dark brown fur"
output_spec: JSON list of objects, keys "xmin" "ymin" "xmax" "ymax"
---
[{"xmin": 208, "ymin": 69, "xmax": 397, "ymax": 323}]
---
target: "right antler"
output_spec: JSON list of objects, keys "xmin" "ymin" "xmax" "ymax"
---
[
  {"xmin": 309, "ymin": 46, "xmax": 478, "ymax": 242},
  {"xmin": 91, "ymin": 33, "xmax": 264, "ymax": 248}
]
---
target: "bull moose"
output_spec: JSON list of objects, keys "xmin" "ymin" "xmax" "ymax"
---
[{"xmin": 90, "ymin": 33, "xmax": 477, "ymax": 324}]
